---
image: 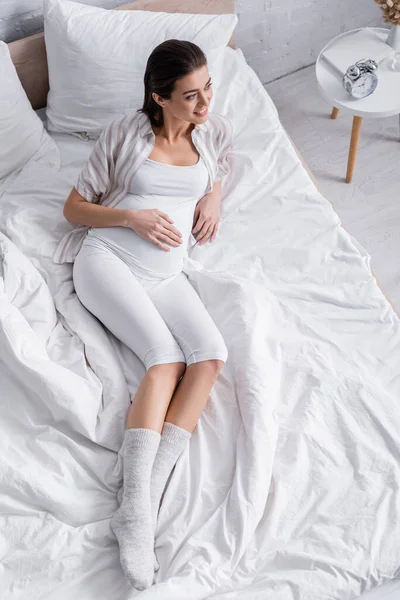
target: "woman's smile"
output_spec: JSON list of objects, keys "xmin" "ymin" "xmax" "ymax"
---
[{"xmin": 194, "ymin": 107, "xmax": 208, "ymax": 116}]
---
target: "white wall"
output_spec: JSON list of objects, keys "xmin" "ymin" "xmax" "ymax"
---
[
  {"xmin": 235, "ymin": 0, "xmax": 386, "ymax": 83},
  {"xmin": 1, "ymin": 0, "xmax": 387, "ymax": 84}
]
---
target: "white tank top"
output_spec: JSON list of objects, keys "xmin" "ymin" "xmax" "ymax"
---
[{"xmin": 87, "ymin": 155, "xmax": 209, "ymax": 280}]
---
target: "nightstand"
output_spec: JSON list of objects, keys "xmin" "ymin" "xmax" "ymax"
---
[{"xmin": 316, "ymin": 27, "xmax": 400, "ymax": 183}]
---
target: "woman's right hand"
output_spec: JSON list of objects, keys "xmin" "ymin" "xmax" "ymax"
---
[{"xmin": 124, "ymin": 209, "xmax": 183, "ymax": 252}]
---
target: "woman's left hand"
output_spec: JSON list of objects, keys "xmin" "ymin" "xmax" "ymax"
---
[{"xmin": 191, "ymin": 188, "xmax": 221, "ymax": 245}]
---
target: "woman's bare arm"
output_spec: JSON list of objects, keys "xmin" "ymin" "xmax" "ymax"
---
[{"xmin": 63, "ymin": 187, "xmax": 131, "ymax": 228}]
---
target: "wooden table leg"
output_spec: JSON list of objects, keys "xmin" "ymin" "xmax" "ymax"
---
[
  {"xmin": 346, "ymin": 116, "xmax": 362, "ymax": 183},
  {"xmin": 331, "ymin": 106, "xmax": 339, "ymax": 119}
]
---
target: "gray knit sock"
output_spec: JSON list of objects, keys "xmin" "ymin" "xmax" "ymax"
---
[
  {"xmin": 111, "ymin": 427, "xmax": 161, "ymax": 590},
  {"xmin": 151, "ymin": 421, "xmax": 192, "ymax": 572}
]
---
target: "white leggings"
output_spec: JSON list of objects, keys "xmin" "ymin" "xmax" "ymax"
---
[{"xmin": 73, "ymin": 239, "xmax": 228, "ymax": 371}]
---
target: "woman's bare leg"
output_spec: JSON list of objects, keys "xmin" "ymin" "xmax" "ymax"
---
[
  {"xmin": 126, "ymin": 359, "xmax": 224, "ymax": 433},
  {"xmin": 125, "ymin": 359, "xmax": 224, "ymax": 574},
  {"xmin": 126, "ymin": 362, "xmax": 186, "ymax": 432},
  {"xmin": 115, "ymin": 363, "xmax": 186, "ymax": 589},
  {"xmin": 164, "ymin": 360, "xmax": 225, "ymax": 432}
]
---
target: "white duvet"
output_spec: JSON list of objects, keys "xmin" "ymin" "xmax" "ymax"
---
[{"xmin": 1, "ymin": 46, "xmax": 400, "ymax": 600}]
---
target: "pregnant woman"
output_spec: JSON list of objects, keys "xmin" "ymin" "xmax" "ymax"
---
[{"xmin": 54, "ymin": 40, "xmax": 233, "ymax": 590}]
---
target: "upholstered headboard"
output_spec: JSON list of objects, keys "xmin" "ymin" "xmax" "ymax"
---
[{"xmin": 7, "ymin": 0, "xmax": 236, "ymax": 111}]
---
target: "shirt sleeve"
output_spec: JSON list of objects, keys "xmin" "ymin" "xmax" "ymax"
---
[
  {"xmin": 215, "ymin": 114, "xmax": 234, "ymax": 183},
  {"xmin": 75, "ymin": 121, "xmax": 115, "ymax": 203}
]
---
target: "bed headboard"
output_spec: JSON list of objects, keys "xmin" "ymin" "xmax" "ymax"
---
[{"xmin": 8, "ymin": 0, "xmax": 236, "ymax": 111}]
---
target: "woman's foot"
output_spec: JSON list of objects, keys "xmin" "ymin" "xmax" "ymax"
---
[
  {"xmin": 111, "ymin": 497, "xmax": 154, "ymax": 590},
  {"xmin": 112, "ymin": 428, "xmax": 160, "ymax": 590},
  {"xmin": 118, "ymin": 486, "xmax": 159, "ymax": 573},
  {"xmin": 149, "ymin": 422, "xmax": 192, "ymax": 573}
]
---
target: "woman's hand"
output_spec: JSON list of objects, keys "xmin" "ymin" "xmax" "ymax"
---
[
  {"xmin": 124, "ymin": 209, "xmax": 183, "ymax": 252},
  {"xmin": 192, "ymin": 183, "xmax": 222, "ymax": 245}
]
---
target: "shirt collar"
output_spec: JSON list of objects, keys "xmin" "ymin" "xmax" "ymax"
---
[{"xmin": 138, "ymin": 111, "xmax": 208, "ymax": 137}]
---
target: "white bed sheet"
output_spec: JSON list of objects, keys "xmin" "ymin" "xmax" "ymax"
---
[
  {"xmin": 0, "ymin": 122, "xmax": 60, "ymax": 200},
  {"xmin": 1, "ymin": 46, "xmax": 400, "ymax": 600}
]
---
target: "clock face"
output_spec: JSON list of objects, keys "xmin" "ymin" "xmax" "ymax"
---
[{"xmin": 351, "ymin": 73, "xmax": 378, "ymax": 99}]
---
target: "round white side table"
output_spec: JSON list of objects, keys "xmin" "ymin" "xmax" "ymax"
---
[{"xmin": 316, "ymin": 27, "xmax": 400, "ymax": 183}]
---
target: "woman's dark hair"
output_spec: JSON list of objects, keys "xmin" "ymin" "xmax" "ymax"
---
[{"xmin": 137, "ymin": 39, "xmax": 207, "ymax": 128}]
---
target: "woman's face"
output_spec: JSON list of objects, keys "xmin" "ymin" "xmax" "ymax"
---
[{"xmin": 153, "ymin": 65, "xmax": 213, "ymax": 124}]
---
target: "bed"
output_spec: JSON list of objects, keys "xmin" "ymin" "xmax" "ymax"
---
[{"xmin": 2, "ymin": 1, "xmax": 400, "ymax": 599}]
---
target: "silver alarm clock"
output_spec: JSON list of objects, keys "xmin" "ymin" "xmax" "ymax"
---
[{"xmin": 342, "ymin": 58, "xmax": 378, "ymax": 99}]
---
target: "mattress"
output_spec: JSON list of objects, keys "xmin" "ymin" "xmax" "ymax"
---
[{"xmin": 2, "ymin": 45, "xmax": 400, "ymax": 600}]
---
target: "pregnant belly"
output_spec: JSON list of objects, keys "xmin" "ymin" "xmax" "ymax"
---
[{"xmin": 89, "ymin": 195, "xmax": 197, "ymax": 279}]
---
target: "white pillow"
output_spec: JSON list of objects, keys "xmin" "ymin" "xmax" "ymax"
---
[
  {"xmin": 0, "ymin": 42, "xmax": 59, "ymax": 180},
  {"xmin": 43, "ymin": 0, "xmax": 238, "ymax": 138}
]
